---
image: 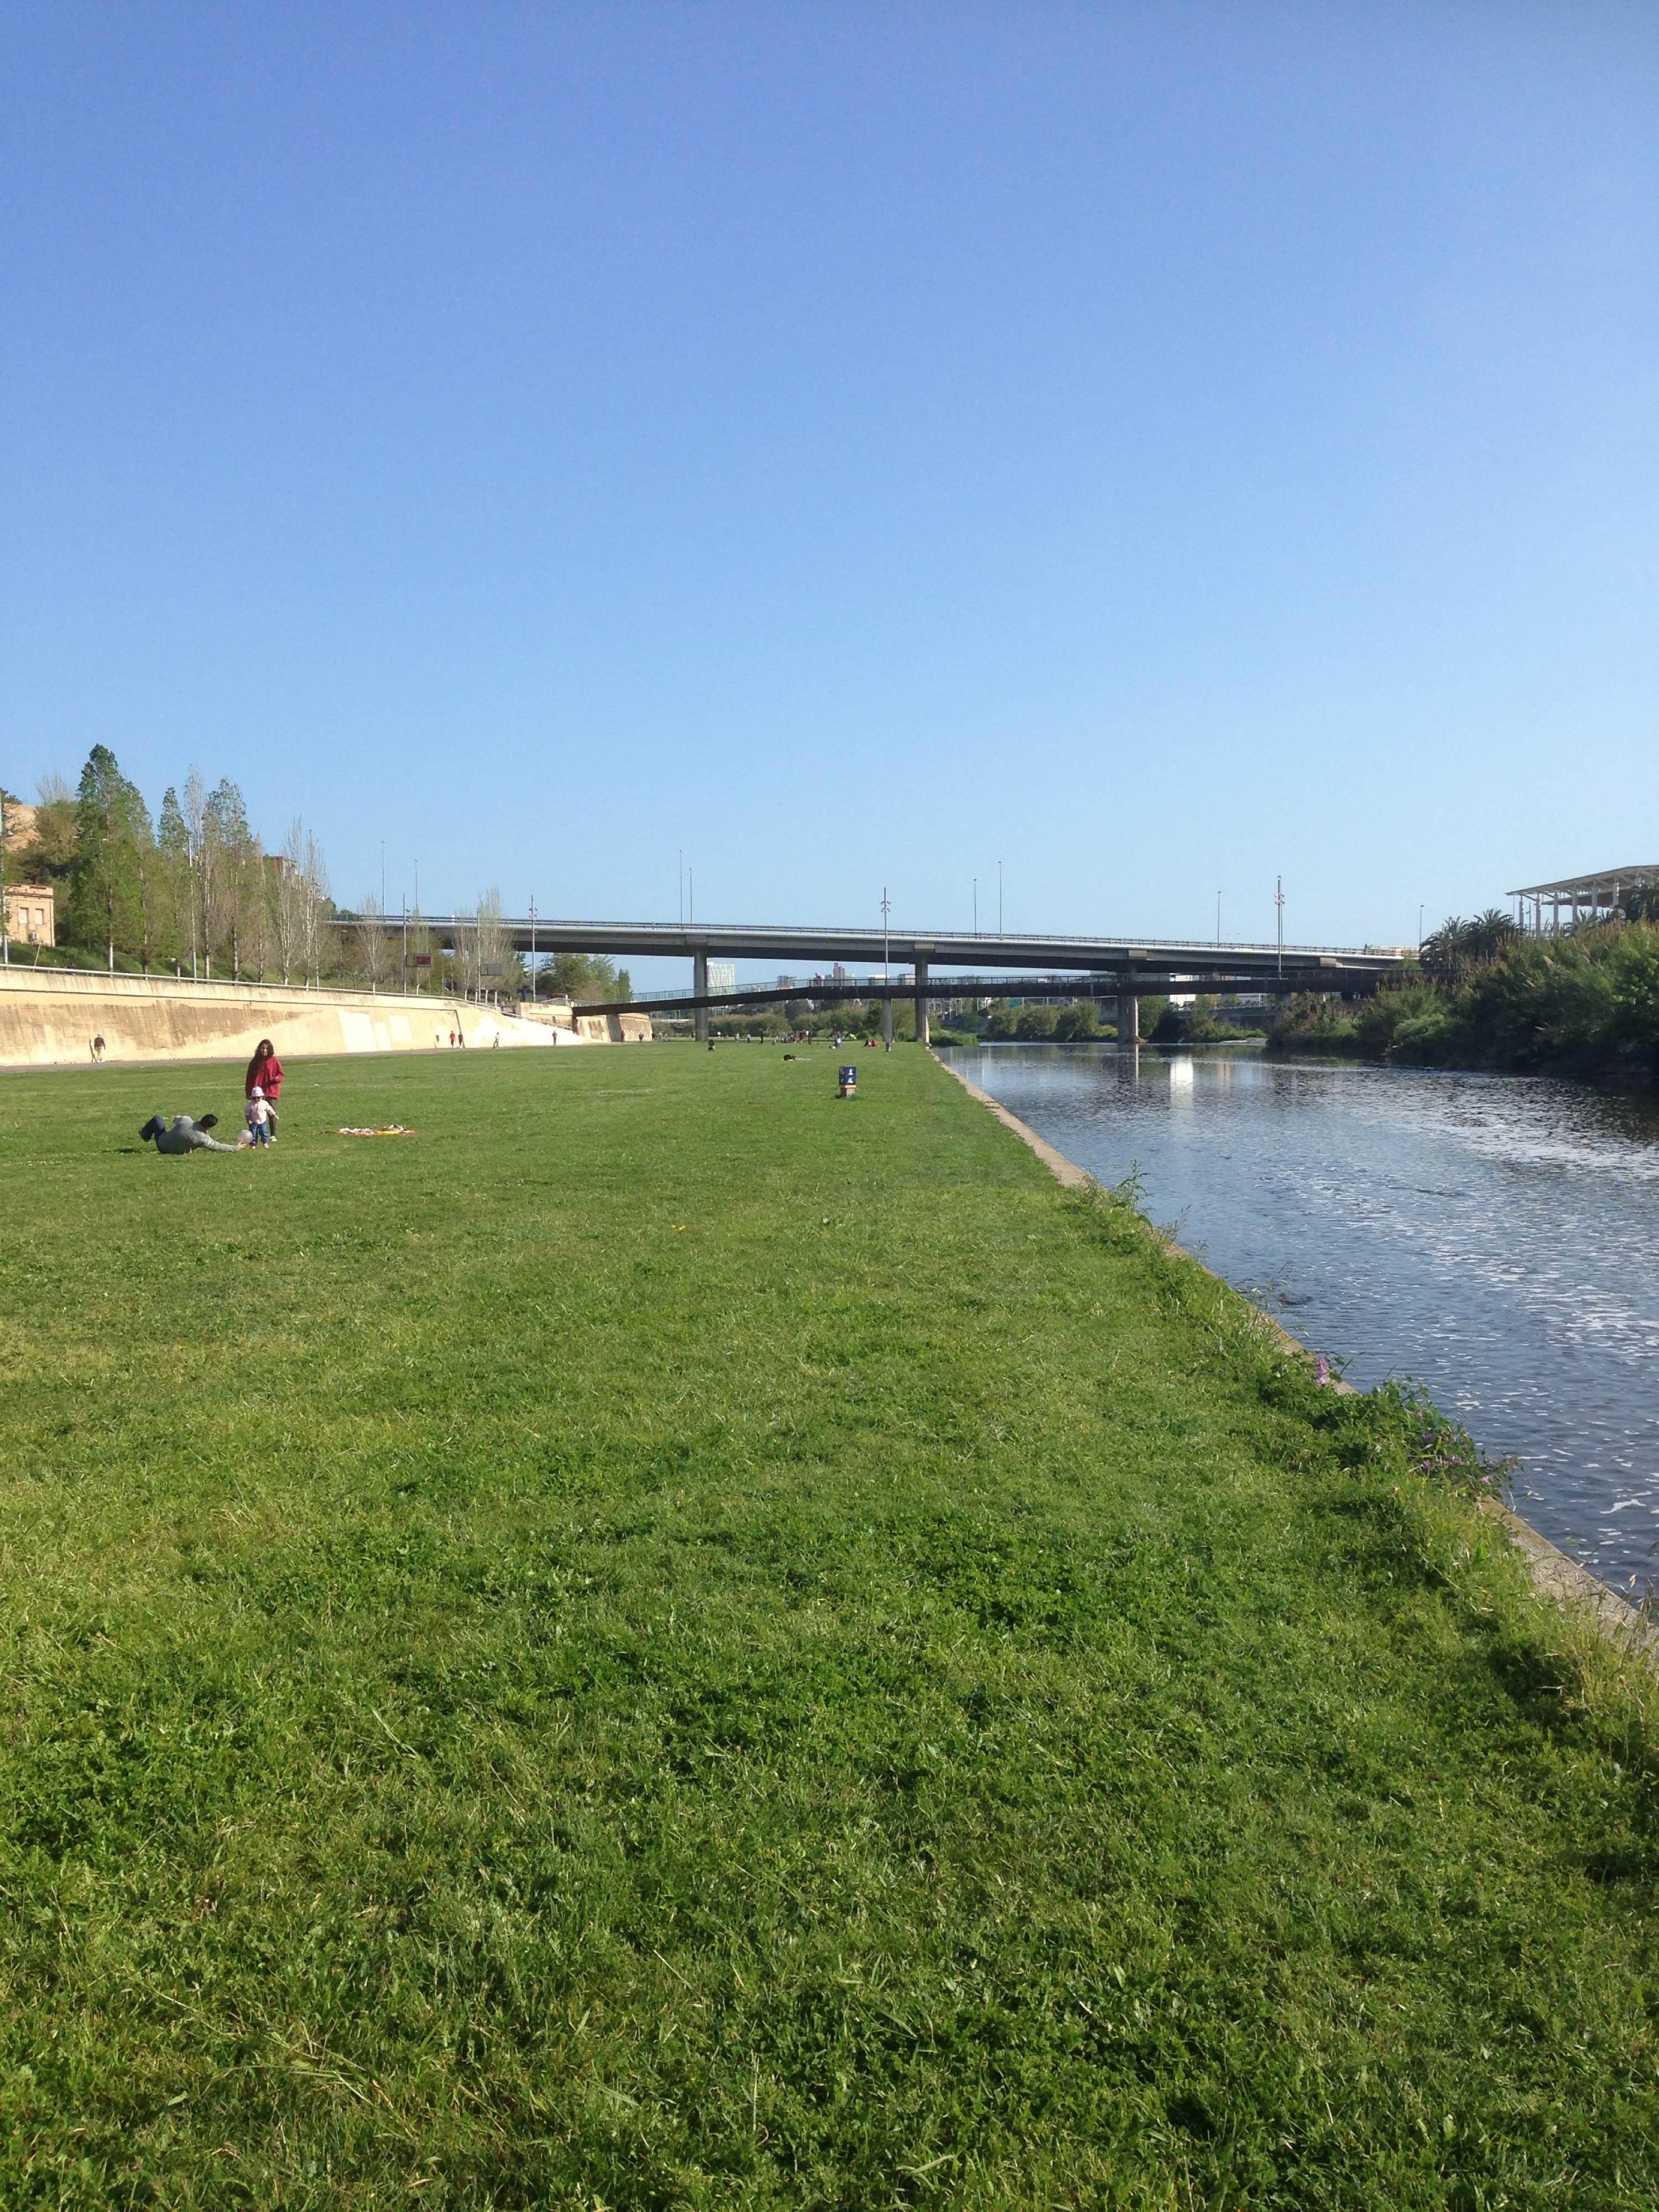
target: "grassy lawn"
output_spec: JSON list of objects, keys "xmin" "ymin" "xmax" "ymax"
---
[{"xmin": 0, "ymin": 1042, "xmax": 1655, "ymax": 2209}]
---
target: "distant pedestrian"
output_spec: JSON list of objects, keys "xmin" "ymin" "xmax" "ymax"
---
[
  {"xmin": 448, "ymin": 1027, "xmax": 456, "ymax": 1048},
  {"xmin": 90, "ymin": 1035, "xmax": 106, "ymax": 1065},
  {"xmin": 244, "ymin": 1038, "xmax": 284, "ymax": 1142},
  {"xmin": 434, "ymin": 1029, "xmax": 442, "ymax": 1048}
]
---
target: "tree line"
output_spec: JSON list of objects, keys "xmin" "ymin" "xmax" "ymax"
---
[
  {"xmin": 1, "ymin": 747, "xmax": 335, "ymax": 982},
  {"xmin": 1, "ymin": 746, "xmax": 633, "ymax": 1000},
  {"xmin": 1272, "ymin": 907, "xmax": 1659, "ymax": 1084}
]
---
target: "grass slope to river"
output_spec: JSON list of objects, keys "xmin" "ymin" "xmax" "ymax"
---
[{"xmin": 0, "ymin": 1047, "xmax": 1655, "ymax": 2209}]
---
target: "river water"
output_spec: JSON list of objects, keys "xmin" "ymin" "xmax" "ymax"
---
[{"xmin": 942, "ymin": 1044, "xmax": 1659, "ymax": 1597}]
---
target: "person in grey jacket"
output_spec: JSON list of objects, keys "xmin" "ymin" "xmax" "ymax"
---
[{"xmin": 139, "ymin": 1113, "xmax": 245, "ymax": 1155}]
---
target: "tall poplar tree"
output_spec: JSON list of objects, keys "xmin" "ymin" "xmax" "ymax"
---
[
  {"xmin": 128, "ymin": 783, "xmax": 161, "ymax": 971},
  {"xmin": 204, "ymin": 779, "xmax": 257, "ymax": 978},
  {"xmin": 67, "ymin": 745, "xmax": 146, "ymax": 969},
  {"xmin": 156, "ymin": 787, "xmax": 191, "ymax": 974}
]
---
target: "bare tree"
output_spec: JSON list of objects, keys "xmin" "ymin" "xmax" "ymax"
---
[
  {"xmin": 405, "ymin": 905, "xmax": 437, "ymax": 993},
  {"xmin": 128, "ymin": 787, "xmax": 164, "ymax": 973},
  {"xmin": 352, "ymin": 892, "xmax": 398, "ymax": 990},
  {"xmin": 268, "ymin": 822, "xmax": 310, "ymax": 984},
  {"xmin": 299, "ymin": 829, "xmax": 330, "ymax": 986},
  {"xmin": 267, "ymin": 821, "xmax": 331, "ymax": 985},
  {"xmin": 156, "ymin": 789, "xmax": 191, "ymax": 974},
  {"xmin": 183, "ymin": 768, "xmax": 211, "ymax": 977},
  {"xmin": 202, "ymin": 781, "xmax": 257, "ymax": 978},
  {"xmin": 475, "ymin": 888, "xmax": 517, "ymax": 1001},
  {"xmin": 451, "ymin": 901, "xmax": 476, "ymax": 1001},
  {"xmin": 238, "ymin": 839, "xmax": 272, "ymax": 978}
]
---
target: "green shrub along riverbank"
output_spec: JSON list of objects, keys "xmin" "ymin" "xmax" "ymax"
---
[
  {"xmin": 1271, "ymin": 917, "xmax": 1659, "ymax": 1085},
  {"xmin": 707, "ymin": 994, "xmax": 1261, "ymax": 1050},
  {"xmin": 1, "ymin": 1047, "xmax": 1656, "ymax": 2205}
]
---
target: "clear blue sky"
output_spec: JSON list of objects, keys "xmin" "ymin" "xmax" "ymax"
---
[{"xmin": 4, "ymin": 2, "xmax": 1656, "ymax": 969}]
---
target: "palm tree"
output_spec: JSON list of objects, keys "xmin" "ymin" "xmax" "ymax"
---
[{"xmin": 1421, "ymin": 910, "xmax": 1518, "ymax": 983}]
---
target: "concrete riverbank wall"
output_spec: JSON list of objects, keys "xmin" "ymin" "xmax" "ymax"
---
[{"xmin": 0, "ymin": 967, "xmax": 603, "ymax": 1070}]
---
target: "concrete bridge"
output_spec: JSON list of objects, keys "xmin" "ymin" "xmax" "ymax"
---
[{"xmin": 413, "ymin": 916, "xmax": 1407, "ymax": 1045}]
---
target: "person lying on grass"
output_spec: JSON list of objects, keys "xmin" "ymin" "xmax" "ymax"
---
[{"xmin": 138, "ymin": 1113, "xmax": 248, "ymax": 1155}]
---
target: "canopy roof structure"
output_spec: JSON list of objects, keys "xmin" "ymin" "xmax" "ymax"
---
[
  {"xmin": 1507, "ymin": 864, "xmax": 1659, "ymax": 900},
  {"xmin": 1507, "ymin": 864, "xmax": 1659, "ymax": 934}
]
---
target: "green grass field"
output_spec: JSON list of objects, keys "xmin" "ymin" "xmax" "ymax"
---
[{"xmin": 1, "ymin": 1043, "xmax": 1655, "ymax": 2209}]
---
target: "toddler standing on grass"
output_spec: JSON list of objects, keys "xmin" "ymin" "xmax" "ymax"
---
[
  {"xmin": 244, "ymin": 1039, "xmax": 283, "ymax": 1142},
  {"xmin": 246, "ymin": 1086, "xmax": 273, "ymax": 1147}
]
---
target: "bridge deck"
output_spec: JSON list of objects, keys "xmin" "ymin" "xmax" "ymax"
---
[
  {"xmin": 413, "ymin": 917, "xmax": 1407, "ymax": 978},
  {"xmin": 575, "ymin": 972, "xmax": 1379, "ymax": 1019}
]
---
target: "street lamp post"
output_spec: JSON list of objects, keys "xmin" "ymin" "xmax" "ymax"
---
[{"xmin": 881, "ymin": 886, "xmax": 893, "ymax": 1048}]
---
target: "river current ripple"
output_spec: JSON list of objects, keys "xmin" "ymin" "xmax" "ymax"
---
[{"xmin": 942, "ymin": 1045, "xmax": 1659, "ymax": 1598}]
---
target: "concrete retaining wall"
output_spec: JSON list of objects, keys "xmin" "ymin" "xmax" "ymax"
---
[
  {"xmin": 0, "ymin": 967, "xmax": 592, "ymax": 1070},
  {"xmin": 574, "ymin": 1011, "xmax": 654, "ymax": 1044}
]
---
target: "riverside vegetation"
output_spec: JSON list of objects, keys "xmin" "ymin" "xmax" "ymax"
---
[
  {"xmin": 1, "ymin": 1046, "xmax": 1656, "ymax": 2205},
  {"xmin": 1271, "ymin": 912, "xmax": 1659, "ymax": 1087}
]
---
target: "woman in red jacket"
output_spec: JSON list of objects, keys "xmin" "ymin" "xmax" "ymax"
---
[{"xmin": 245, "ymin": 1039, "xmax": 284, "ymax": 1142}]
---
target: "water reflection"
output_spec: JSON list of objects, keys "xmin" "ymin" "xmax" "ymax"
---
[{"xmin": 943, "ymin": 1044, "xmax": 1659, "ymax": 1597}]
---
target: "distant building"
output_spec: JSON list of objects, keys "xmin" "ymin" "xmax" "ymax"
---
[
  {"xmin": 707, "ymin": 961, "xmax": 736, "ymax": 994},
  {"xmin": 1508, "ymin": 865, "xmax": 1659, "ymax": 934},
  {"xmin": 776, "ymin": 973, "xmax": 797, "ymax": 990},
  {"xmin": 3, "ymin": 882, "xmax": 54, "ymax": 946}
]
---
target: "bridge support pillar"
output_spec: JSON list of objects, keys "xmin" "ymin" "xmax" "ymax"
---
[
  {"xmin": 694, "ymin": 950, "xmax": 709, "ymax": 1043},
  {"xmin": 1117, "ymin": 974, "xmax": 1138, "ymax": 1052},
  {"xmin": 914, "ymin": 959, "xmax": 930, "ymax": 1046},
  {"xmin": 881, "ymin": 994, "xmax": 893, "ymax": 1047}
]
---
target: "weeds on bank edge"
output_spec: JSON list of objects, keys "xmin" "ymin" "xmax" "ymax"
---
[
  {"xmin": 1363, "ymin": 1378, "xmax": 1519, "ymax": 1505},
  {"xmin": 1078, "ymin": 1173, "xmax": 1514, "ymax": 1498},
  {"xmin": 1068, "ymin": 1176, "xmax": 1659, "ymax": 1759}
]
